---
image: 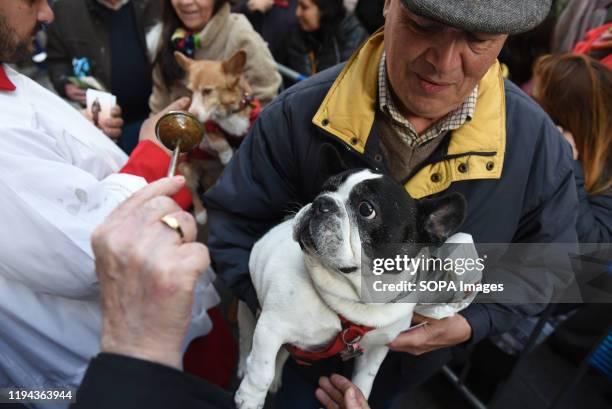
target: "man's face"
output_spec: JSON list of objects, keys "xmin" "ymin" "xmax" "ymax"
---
[
  {"xmin": 0, "ymin": 0, "xmax": 53, "ymax": 63},
  {"xmin": 382, "ymin": 0, "xmax": 507, "ymax": 120}
]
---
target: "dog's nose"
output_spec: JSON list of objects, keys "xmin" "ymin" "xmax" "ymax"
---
[{"xmin": 314, "ymin": 196, "xmax": 338, "ymax": 215}]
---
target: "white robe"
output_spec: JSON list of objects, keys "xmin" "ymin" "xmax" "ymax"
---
[{"xmin": 0, "ymin": 65, "xmax": 219, "ymax": 407}]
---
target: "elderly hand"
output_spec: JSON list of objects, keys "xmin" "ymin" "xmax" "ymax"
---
[
  {"xmin": 557, "ymin": 126, "xmax": 579, "ymax": 160},
  {"xmin": 388, "ymin": 313, "xmax": 472, "ymax": 355},
  {"xmin": 248, "ymin": 0, "xmax": 275, "ymax": 13},
  {"xmin": 316, "ymin": 374, "xmax": 371, "ymax": 409},
  {"xmin": 92, "ymin": 176, "xmax": 209, "ymax": 369},
  {"xmin": 82, "ymin": 105, "xmax": 124, "ymax": 142},
  {"xmin": 99, "ymin": 105, "xmax": 124, "ymax": 141},
  {"xmin": 139, "ymin": 97, "xmax": 192, "ymax": 153}
]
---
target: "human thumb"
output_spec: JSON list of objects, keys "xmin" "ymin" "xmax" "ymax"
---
[{"xmin": 164, "ymin": 97, "xmax": 191, "ymax": 114}]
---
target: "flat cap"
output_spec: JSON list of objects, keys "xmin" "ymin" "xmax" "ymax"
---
[{"xmin": 400, "ymin": 0, "xmax": 553, "ymax": 34}]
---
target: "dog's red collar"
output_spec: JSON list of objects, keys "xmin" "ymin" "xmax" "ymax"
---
[
  {"xmin": 230, "ymin": 92, "xmax": 255, "ymax": 115},
  {"xmin": 287, "ymin": 316, "xmax": 374, "ymax": 365},
  {"xmin": 201, "ymin": 97, "xmax": 260, "ymax": 137}
]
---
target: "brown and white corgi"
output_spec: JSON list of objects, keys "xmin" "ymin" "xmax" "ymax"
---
[{"xmin": 175, "ymin": 50, "xmax": 260, "ymax": 224}]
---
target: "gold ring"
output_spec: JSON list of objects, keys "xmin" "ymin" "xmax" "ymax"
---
[{"xmin": 160, "ymin": 215, "xmax": 184, "ymax": 239}]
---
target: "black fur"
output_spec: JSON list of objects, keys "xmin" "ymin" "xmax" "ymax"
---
[{"xmin": 297, "ymin": 170, "xmax": 467, "ymax": 272}]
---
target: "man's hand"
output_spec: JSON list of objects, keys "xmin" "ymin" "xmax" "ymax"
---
[
  {"xmin": 82, "ymin": 105, "xmax": 124, "ymax": 142},
  {"xmin": 247, "ymin": 0, "xmax": 275, "ymax": 13},
  {"xmin": 92, "ymin": 176, "xmax": 210, "ymax": 369},
  {"xmin": 388, "ymin": 313, "xmax": 472, "ymax": 355},
  {"xmin": 98, "ymin": 105, "xmax": 124, "ymax": 141},
  {"xmin": 139, "ymin": 97, "xmax": 191, "ymax": 153},
  {"xmin": 316, "ymin": 374, "xmax": 371, "ymax": 409},
  {"xmin": 65, "ymin": 83, "xmax": 86, "ymax": 104}
]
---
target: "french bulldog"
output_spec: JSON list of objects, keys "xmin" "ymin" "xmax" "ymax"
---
[{"xmin": 235, "ymin": 169, "xmax": 470, "ymax": 409}]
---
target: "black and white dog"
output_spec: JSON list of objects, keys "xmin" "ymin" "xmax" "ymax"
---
[{"xmin": 235, "ymin": 169, "xmax": 468, "ymax": 409}]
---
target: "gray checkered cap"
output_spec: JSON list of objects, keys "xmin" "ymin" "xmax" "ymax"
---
[{"xmin": 400, "ymin": 0, "xmax": 553, "ymax": 34}]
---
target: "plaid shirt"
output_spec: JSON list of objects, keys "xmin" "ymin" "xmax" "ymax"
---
[{"xmin": 378, "ymin": 53, "xmax": 478, "ymax": 148}]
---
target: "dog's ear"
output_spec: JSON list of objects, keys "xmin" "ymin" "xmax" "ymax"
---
[
  {"xmin": 174, "ymin": 51, "xmax": 194, "ymax": 71},
  {"xmin": 222, "ymin": 50, "xmax": 247, "ymax": 76},
  {"xmin": 416, "ymin": 193, "xmax": 467, "ymax": 246}
]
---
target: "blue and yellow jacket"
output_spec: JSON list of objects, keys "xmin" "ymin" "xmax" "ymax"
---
[{"xmin": 205, "ymin": 32, "xmax": 578, "ymax": 344}]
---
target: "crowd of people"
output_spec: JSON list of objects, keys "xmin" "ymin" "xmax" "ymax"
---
[{"xmin": 0, "ymin": 0, "xmax": 610, "ymax": 408}]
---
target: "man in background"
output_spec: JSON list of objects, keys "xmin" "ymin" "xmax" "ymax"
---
[{"xmin": 46, "ymin": 0, "xmax": 159, "ymax": 153}]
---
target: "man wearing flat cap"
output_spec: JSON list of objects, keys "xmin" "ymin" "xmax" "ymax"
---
[{"xmin": 205, "ymin": 0, "xmax": 576, "ymax": 407}]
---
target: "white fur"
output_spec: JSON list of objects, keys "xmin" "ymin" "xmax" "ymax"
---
[
  {"xmin": 218, "ymin": 149, "xmax": 234, "ymax": 165},
  {"xmin": 236, "ymin": 220, "xmax": 415, "ymax": 409},
  {"xmin": 218, "ymin": 114, "xmax": 250, "ymax": 137},
  {"xmin": 336, "ymin": 171, "xmax": 382, "ymax": 199},
  {"xmin": 188, "ymin": 91, "xmax": 213, "ymax": 124},
  {"xmin": 235, "ymin": 170, "xmax": 416, "ymax": 409}
]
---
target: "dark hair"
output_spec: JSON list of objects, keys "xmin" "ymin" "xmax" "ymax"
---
[
  {"xmin": 311, "ymin": 0, "xmax": 346, "ymax": 33},
  {"xmin": 534, "ymin": 54, "xmax": 612, "ymax": 196},
  {"xmin": 153, "ymin": 0, "xmax": 228, "ymax": 88}
]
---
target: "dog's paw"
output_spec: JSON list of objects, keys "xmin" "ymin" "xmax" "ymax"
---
[
  {"xmin": 196, "ymin": 209, "xmax": 208, "ymax": 225},
  {"xmin": 234, "ymin": 390, "xmax": 264, "ymax": 409},
  {"xmin": 219, "ymin": 149, "xmax": 233, "ymax": 165},
  {"xmin": 234, "ymin": 399, "xmax": 263, "ymax": 409}
]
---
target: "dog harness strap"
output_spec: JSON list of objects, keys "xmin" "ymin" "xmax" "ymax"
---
[
  {"xmin": 287, "ymin": 315, "xmax": 374, "ymax": 365},
  {"xmin": 230, "ymin": 92, "xmax": 257, "ymax": 115},
  {"xmin": 202, "ymin": 97, "xmax": 260, "ymax": 141},
  {"xmin": 204, "ymin": 120, "xmax": 221, "ymax": 134},
  {"xmin": 249, "ymin": 99, "xmax": 261, "ymax": 124},
  {"xmin": 339, "ymin": 315, "xmax": 373, "ymax": 340}
]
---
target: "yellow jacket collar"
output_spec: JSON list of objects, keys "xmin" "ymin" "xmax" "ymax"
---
[
  {"xmin": 312, "ymin": 29, "xmax": 506, "ymax": 167},
  {"xmin": 312, "ymin": 31, "xmax": 384, "ymax": 154}
]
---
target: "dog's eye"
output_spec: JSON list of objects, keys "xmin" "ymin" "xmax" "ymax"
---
[
  {"xmin": 201, "ymin": 88, "xmax": 213, "ymax": 96},
  {"xmin": 358, "ymin": 201, "xmax": 376, "ymax": 219}
]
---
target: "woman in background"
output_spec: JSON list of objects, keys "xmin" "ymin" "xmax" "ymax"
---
[
  {"xmin": 533, "ymin": 54, "xmax": 612, "ymax": 388},
  {"xmin": 533, "ymin": 53, "xmax": 612, "ymax": 243},
  {"xmin": 283, "ymin": 0, "xmax": 368, "ymax": 78},
  {"xmin": 147, "ymin": 0, "xmax": 281, "ymax": 200},
  {"xmin": 148, "ymin": 0, "xmax": 281, "ymax": 113}
]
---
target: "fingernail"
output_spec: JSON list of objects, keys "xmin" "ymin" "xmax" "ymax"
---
[{"xmin": 173, "ymin": 175, "xmax": 185, "ymax": 183}]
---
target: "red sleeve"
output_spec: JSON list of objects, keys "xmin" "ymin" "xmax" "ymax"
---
[{"xmin": 119, "ymin": 140, "xmax": 193, "ymax": 210}]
